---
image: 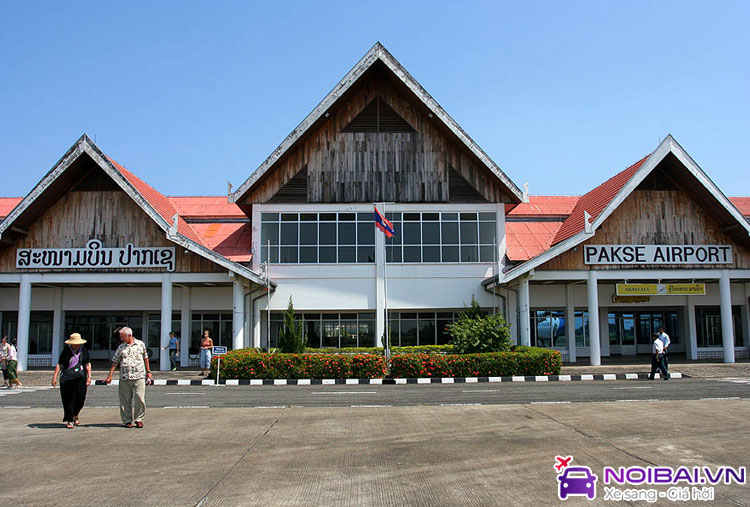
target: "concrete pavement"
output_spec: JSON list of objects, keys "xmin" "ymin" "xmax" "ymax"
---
[{"xmin": 0, "ymin": 399, "xmax": 748, "ymax": 506}]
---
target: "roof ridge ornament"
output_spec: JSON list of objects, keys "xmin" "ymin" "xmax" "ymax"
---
[
  {"xmin": 584, "ymin": 211, "xmax": 593, "ymax": 234},
  {"xmin": 170, "ymin": 213, "xmax": 179, "ymax": 237}
]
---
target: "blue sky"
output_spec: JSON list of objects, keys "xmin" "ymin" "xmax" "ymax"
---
[{"xmin": 1, "ymin": 1, "xmax": 748, "ymax": 198}]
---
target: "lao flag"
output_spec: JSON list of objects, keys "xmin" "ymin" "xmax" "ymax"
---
[{"xmin": 374, "ymin": 206, "xmax": 395, "ymax": 238}]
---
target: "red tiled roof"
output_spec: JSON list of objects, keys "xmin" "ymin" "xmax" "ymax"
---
[
  {"xmin": 0, "ymin": 197, "xmax": 22, "ymax": 219},
  {"xmin": 107, "ymin": 158, "xmax": 206, "ymax": 246},
  {"xmin": 730, "ymin": 197, "xmax": 750, "ymax": 217},
  {"xmin": 506, "ymin": 221, "xmax": 564, "ymax": 262},
  {"xmin": 168, "ymin": 196, "xmax": 246, "ymax": 219},
  {"xmin": 507, "ymin": 196, "xmax": 579, "ymax": 217},
  {"xmin": 552, "ymin": 156, "xmax": 649, "ymax": 245},
  {"xmin": 190, "ymin": 222, "xmax": 252, "ymax": 263}
]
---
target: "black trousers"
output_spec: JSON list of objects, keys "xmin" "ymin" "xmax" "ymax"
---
[
  {"xmin": 649, "ymin": 354, "xmax": 669, "ymax": 380},
  {"xmin": 60, "ymin": 376, "xmax": 87, "ymax": 422}
]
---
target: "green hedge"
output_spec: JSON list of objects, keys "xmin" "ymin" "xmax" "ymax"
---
[
  {"xmin": 389, "ymin": 347, "xmax": 562, "ymax": 377},
  {"xmin": 302, "ymin": 345, "xmax": 455, "ymax": 355},
  {"xmin": 210, "ymin": 350, "xmax": 386, "ymax": 379}
]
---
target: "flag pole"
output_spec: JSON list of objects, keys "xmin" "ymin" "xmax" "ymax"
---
[{"xmin": 382, "ymin": 201, "xmax": 390, "ymax": 363}]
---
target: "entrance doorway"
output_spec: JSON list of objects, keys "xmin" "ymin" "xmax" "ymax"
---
[
  {"xmin": 64, "ymin": 313, "xmax": 143, "ymax": 360},
  {"xmin": 609, "ymin": 310, "xmax": 680, "ymax": 355}
]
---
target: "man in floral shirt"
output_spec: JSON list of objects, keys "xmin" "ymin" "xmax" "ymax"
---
[{"xmin": 105, "ymin": 327, "xmax": 152, "ymax": 428}]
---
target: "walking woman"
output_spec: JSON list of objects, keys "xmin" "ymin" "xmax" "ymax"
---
[
  {"xmin": 200, "ymin": 329, "xmax": 213, "ymax": 376},
  {"xmin": 1, "ymin": 336, "xmax": 9, "ymax": 388},
  {"xmin": 6, "ymin": 338, "xmax": 21, "ymax": 388},
  {"xmin": 52, "ymin": 333, "xmax": 92, "ymax": 428}
]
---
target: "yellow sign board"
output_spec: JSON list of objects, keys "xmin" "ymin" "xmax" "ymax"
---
[{"xmin": 616, "ymin": 283, "xmax": 705, "ymax": 296}]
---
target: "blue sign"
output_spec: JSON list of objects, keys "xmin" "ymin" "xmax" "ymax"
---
[{"xmin": 212, "ymin": 346, "xmax": 228, "ymax": 355}]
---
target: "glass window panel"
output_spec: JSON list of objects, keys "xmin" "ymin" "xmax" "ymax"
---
[
  {"xmin": 442, "ymin": 246, "xmax": 459, "ymax": 262},
  {"xmin": 479, "ymin": 212, "xmax": 496, "ymax": 221},
  {"xmin": 385, "ymin": 212, "xmax": 401, "ymax": 221},
  {"xmin": 423, "ymin": 213, "xmax": 439, "ymax": 221},
  {"xmin": 338, "ymin": 223, "xmax": 356, "ymax": 245},
  {"xmin": 400, "ymin": 318, "xmax": 418, "ymax": 346},
  {"xmin": 401, "ymin": 313, "xmax": 417, "ymax": 319},
  {"xmin": 422, "ymin": 222, "xmax": 440, "ymax": 244},
  {"xmin": 300, "ymin": 223, "xmax": 317, "ymax": 245},
  {"xmin": 479, "ymin": 246, "xmax": 495, "ymax": 262},
  {"xmin": 319, "ymin": 247, "xmax": 336, "ymax": 263},
  {"xmin": 322, "ymin": 319, "xmax": 339, "ymax": 348},
  {"xmin": 622, "ymin": 314, "xmax": 636, "ymax": 345},
  {"xmin": 280, "ymin": 247, "xmax": 298, "ymax": 263},
  {"xmin": 360, "ymin": 313, "xmax": 375, "ymax": 319},
  {"xmin": 403, "ymin": 223, "xmax": 421, "ymax": 245},
  {"xmin": 437, "ymin": 319, "xmax": 453, "ymax": 345},
  {"xmin": 338, "ymin": 213, "xmax": 356, "ymax": 221},
  {"xmin": 300, "ymin": 213, "xmax": 317, "ymax": 222},
  {"xmin": 261, "ymin": 223, "xmax": 279, "ymax": 245},
  {"xmin": 460, "ymin": 212, "xmax": 477, "ymax": 221},
  {"xmin": 357, "ymin": 213, "xmax": 374, "ymax": 222},
  {"xmin": 418, "ymin": 317, "xmax": 436, "ymax": 346},
  {"xmin": 320, "ymin": 213, "xmax": 336, "ymax": 221},
  {"xmin": 403, "ymin": 213, "xmax": 420, "ymax": 221},
  {"xmin": 387, "ymin": 319, "xmax": 399, "ymax": 347},
  {"xmin": 460, "ymin": 245, "xmax": 478, "ymax": 262},
  {"xmin": 304, "ymin": 320, "xmax": 321, "ymax": 348},
  {"xmin": 442, "ymin": 212, "xmax": 458, "ymax": 221},
  {"xmin": 550, "ymin": 311, "xmax": 566, "ymax": 348},
  {"xmin": 299, "ymin": 247, "xmax": 317, "ymax": 263},
  {"xmin": 338, "ymin": 246, "xmax": 356, "ymax": 263},
  {"xmin": 261, "ymin": 213, "xmax": 279, "ymax": 221},
  {"xmin": 386, "ymin": 246, "xmax": 402, "ymax": 263},
  {"xmin": 357, "ymin": 246, "xmax": 375, "ymax": 263},
  {"xmin": 422, "ymin": 246, "xmax": 440, "ymax": 262},
  {"xmin": 441, "ymin": 222, "xmax": 459, "ymax": 244},
  {"xmin": 358, "ymin": 320, "xmax": 375, "ymax": 347},
  {"xmin": 479, "ymin": 222, "xmax": 496, "ymax": 244},
  {"xmin": 261, "ymin": 246, "xmax": 279, "ymax": 263},
  {"xmin": 319, "ymin": 223, "xmax": 336, "ymax": 245},
  {"xmin": 403, "ymin": 246, "xmax": 421, "ymax": 263},
  {"xmin": 340, "ymin": 320, "xmax": 358, "ymax": 348},
  {"xmin": 357, "ymin": 222, "xmax": 375, "ymax": 245},
  {"xmin": 575, "ymin": 311, "xmax": 589, "ymax": 347},
  {"xmin": 281, "ymin": 213, "xmax": 298, "ymax": 222},
  {"xmin": 280, "ymin": 223, "xmax": 298, "ymax": 245},
  {"xmin": 387, "ymin": 222, "xmax": 402, "ymax": 244},
  {"xmin": 460, "ymin": 222, "xmax": 478, "ymax": 244}
]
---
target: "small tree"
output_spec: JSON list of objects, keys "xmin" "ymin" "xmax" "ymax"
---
[
  {"xmin": 278, "ymin": 296, "xmax": 306, "ymax": 353},
  {"xmin": 449, "ymin": 296, "xmax": 511, "ymax": 354}
]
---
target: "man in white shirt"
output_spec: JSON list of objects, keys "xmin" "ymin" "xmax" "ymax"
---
[
  {"xmin": 658, "ymin": 326, "xmax": 670, "ymax": 368},
  {"xmin": 649, "ymin": 333, "xmax": 669, "ymax": 380}
]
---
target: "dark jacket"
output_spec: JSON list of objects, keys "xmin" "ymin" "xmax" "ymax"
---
[{"xmin": 58, "ymin": 346, "xmax": 91, "ymax": 369}]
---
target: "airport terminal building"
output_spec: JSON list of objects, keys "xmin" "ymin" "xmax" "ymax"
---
[{"xmin": 2, "ymin": 43, "xmax": 749, "ymax": 370}]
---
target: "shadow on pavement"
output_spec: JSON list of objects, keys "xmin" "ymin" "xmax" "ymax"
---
[{"xmin": 28, "ymin": 422, "xmax": 124, "ymax": 429}]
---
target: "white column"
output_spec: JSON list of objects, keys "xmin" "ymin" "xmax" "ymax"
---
[
  {"xmin": 375, "ymin": 220, "xmax": 386, "ymax": 347},
  {"xmin": 565, "ymin": 284, "xmax": 576, "ymax": 363},
  {"xmin": 232, "ymin": 280, "xmax": 245, "ymax": 350},
  {"xmin": 587, "ymin": 270, "xmax": 601, "ymax": 366},
  {"xmin": 51, "ymin": 287, "xmax": 63, "ymax": 364},
  {"xmin": 686, "ymin": 295, "xmax": 698, "ymax": 360},
  {"xmin": 160, "ymin": 273, "xmax": 173, "ymax": 371},
  {"xmin": 518, "ymin": 277, "xmax": 531, "ymax": 347},
  {"xmin": 252, "ymin": 292, "xmax": 262, "ymax": 348},
  {"xmin": 17, "ymin": 275, "xmax": 31, "ymax": 371},
  {"xmin": 180, "ymin": 286, "xmax": 191, "ymax": 367},
  {"xmin": 719, "ymin": 270, "xmax": 735, "ymax": 363}
]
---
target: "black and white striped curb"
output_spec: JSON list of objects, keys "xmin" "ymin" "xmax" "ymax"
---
[{"xmin": 93, "ymin": 372, "xmax": 685, "ymax": 386}]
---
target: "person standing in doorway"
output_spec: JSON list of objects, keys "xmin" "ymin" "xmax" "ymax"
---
[
  {"xmin": 200, "ymin": 329, "xmax": 213, "ymax": 376},
  {"xmin": 105, "ymin": 327, "xmax": 151, "ymax": 428},
  {"xmin": 52, "ymin": 333, "xmax": 92, "ymax": 428},
  {"xmin": 161, "ymin": 331, "xmax": 180, "ymax": 371},
  {"xmin": 658, "ymin": 326, "xmax": 670, "ymax": 368},
  {"xmin": 1, "ymin": 336, "xmax": 9, "ymax": 388},
  {"xmin": 649, "ymin": 333, "xmax": 670, "ymax": 380},
  {"xmin": 6, "ymin": 338, "xmax": 21, "ymax": 388}
]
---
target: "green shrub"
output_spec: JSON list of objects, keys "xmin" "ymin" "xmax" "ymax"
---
[
  {"xmin": 278, "ymin": 297, "xmax": 306, "ymax": 353},
  {"xmin": 389, "ymin": 347, "xmax": 562, "ymax": 377},
  {"xmin": 210, "ymin": 350, "xmax": 386, "ymax": 379},
  {"xmin": 448, "ymin": 296, "xmax": 512, "ymax": 354},
  {"xmin": 302, "ymin": 345, "xmax": 455, "ymax": 355}
]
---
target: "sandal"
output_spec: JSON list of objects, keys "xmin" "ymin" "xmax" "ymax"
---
[
  {"xmin": 123, "ymin": 422, "xmax": 133, "ymax": 428},
  {"xmin": 73, "ymin": 416, "xmax": 80, "ymax": 426},
  {"xmin": 66, "ymin": 422, "xmax": 74, "ymax": 429},
  {"xmin": 135, "ymin": 421, "xmax": 144, "ymax": 428}
]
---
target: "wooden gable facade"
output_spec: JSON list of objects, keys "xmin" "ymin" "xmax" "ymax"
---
[
  {"xmin": 538, "ymin": 159, "xmax": 750, "ymax": 271},
  {"xmin": 0, "ymin": 153, "xmax": 223, "ymax": 274},
  {"xmin": 239, "ymin": 61, "xmax": 516, "ymax": 206}
]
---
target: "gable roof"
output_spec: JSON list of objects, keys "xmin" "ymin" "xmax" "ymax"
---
[
  {"xmin": 506, "ymin": 195, "xmax": 579, "ymax": 218},
  {"xmin": 228, "ymin": 42, "xmax": 524, "ymax": 204},
  {"xmin": 0, "ymin": 135, "xmax": 268, "ymax": 286},
  {"xmin": 497, "ymin": 135, "xmax": 750, "ymax": 284},
  {"xmin": 168, "ymin": 196, "xmax": 247, "ymax": 220}
]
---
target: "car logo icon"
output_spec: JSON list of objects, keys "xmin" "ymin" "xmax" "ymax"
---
[{"xmin": 558, "ymin": 466, "xmax": 598, "ymax": 500}]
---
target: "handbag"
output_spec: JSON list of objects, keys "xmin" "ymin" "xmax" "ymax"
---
[{"xmin": 60, "ymin": 363, "xmax": 86, "ymax": 384}]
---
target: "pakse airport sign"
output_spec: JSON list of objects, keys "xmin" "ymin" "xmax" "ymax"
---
[{"xmin": 583, "ymin": 245, "xmax": 732, "ymax": 265}]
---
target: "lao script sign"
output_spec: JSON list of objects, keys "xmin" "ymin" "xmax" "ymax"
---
[{"xmin": 16, "ymin": 239, "xmax": 175, "ymax": 272}]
